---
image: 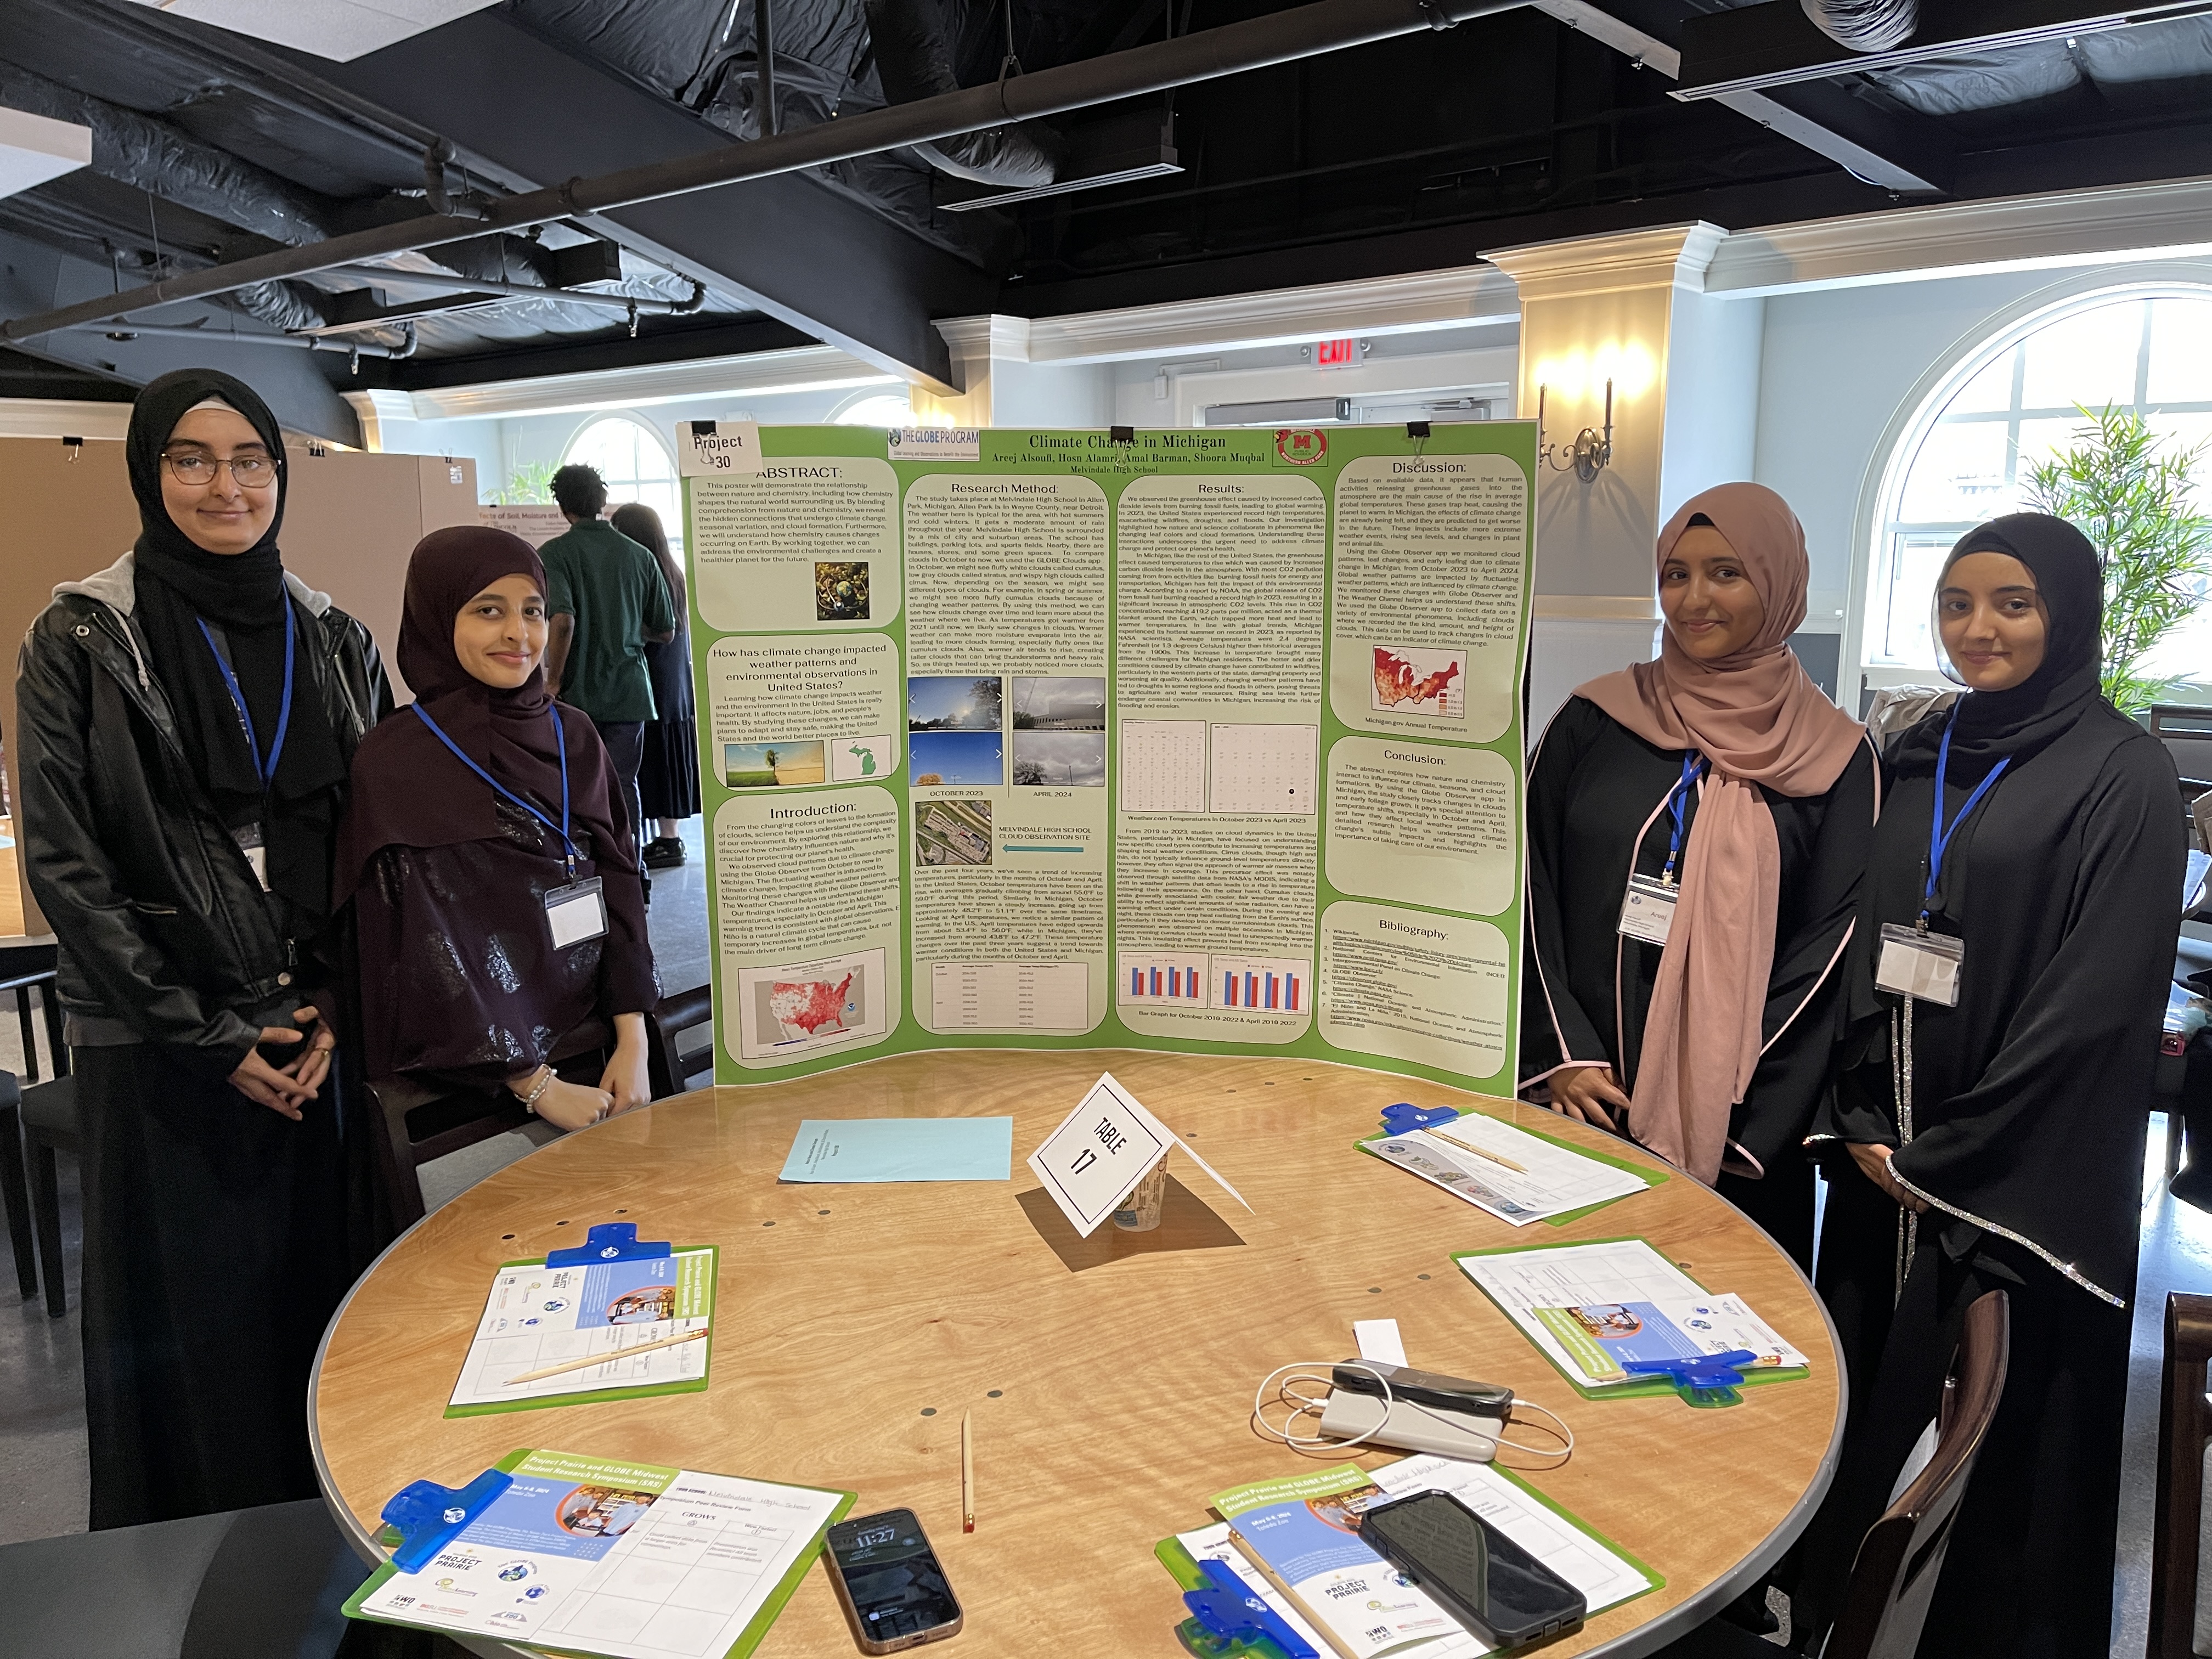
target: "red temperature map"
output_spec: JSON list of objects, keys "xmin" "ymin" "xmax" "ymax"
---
[
  {"xmin": 769, "ymin": 975, "xmax": 855, "ymax": 1036},
  {"xmin": 1372, "ymin": 647, "xmax": 1462, "ymax": 709}
]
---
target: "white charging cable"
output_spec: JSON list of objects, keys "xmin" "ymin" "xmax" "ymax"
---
[{"xmin": 1251, "ymin": 1359, "xmax": 1576, "ymax": 1465}]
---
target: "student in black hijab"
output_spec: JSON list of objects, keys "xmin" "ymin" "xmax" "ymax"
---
[
  {"xmin": 15, "ymin": 368, "xmax": 393, "ymax": 1526},
  {"xmin": 1792, "ymin": 513, "xmax": 2181, "ymax": 1655}
]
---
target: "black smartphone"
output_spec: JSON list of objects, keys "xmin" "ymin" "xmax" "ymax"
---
[
  {"xmin": 824, "ymin": 1508, "xmax": 963, "ymax": 1654},
  {"xmin": 1358, "ymin": 1489, "xmax": 1586, "ymax": 1649}
]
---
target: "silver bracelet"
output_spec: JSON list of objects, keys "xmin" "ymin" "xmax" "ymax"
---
[{"xmin": 514, "ymin": 1065, "xmax": 556, "ymax": 1114}]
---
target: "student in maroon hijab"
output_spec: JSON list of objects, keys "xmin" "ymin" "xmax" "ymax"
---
[{"xmin": 334, "ymin": 526, "xmax": 658, "ymax": 1130}]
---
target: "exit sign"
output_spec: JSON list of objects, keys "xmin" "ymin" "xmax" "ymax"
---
[{"xmin": 1316, "ymin": 336, "xmax": 1360, "ymax": 369}]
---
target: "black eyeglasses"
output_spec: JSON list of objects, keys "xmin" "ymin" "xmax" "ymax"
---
[{"xmin": 162, "ymin": 452, "xmax": 278, "ymax": 488}]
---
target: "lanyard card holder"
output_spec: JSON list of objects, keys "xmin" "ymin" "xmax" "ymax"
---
[
  {"xmin": 1876, "ymin": 923, "xmax": 1962, "ymax": 1007},
  {"xmin": 233, "ymin": 823, "xmax": 271, "ymax": 891},
  {"xmin": 1618, "ymin": 874, "xmax": 1678, "ymax": 946},
  {"xmin": 545, "ymin": 877, "xmax": 608, "ymax": 949}
]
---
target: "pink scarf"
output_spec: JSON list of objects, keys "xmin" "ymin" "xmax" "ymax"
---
[{"xmin": 1575, "ymin": 483, "xmax": 1864, "ymax": 1184}]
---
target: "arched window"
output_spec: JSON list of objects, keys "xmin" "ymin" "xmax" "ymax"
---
[
  {"xmin": 1864, "ymin": 287, "xmax": 2212, "ymax": 691},
  {"xmin": 832, "ymin": 391, "xmax": 916, "ymax": 427},
  {"xmin": 563, "ymin": 416, "xmax": 682, "ymax": 552}
]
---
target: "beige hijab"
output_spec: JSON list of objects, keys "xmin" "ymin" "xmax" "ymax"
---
[{"xmin": 1576, "ymin": 483, "xmax": 1865, "ymax": 1184}]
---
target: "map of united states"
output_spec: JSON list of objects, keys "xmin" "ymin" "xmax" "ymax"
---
[
  {"xmin": 769, "ymin": 974, "xmax": 855, "ymax": 1036},
  {"xmin": 1373, "ymin": 647, "xmax": 1462, "ymax": 710}
]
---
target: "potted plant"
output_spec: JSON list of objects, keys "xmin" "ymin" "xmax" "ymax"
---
[{"xmin": 2024, "ymin": 404, "xmax": 2212, "ymax": 717}]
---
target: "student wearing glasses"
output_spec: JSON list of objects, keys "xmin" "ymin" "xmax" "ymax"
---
[
  {"xmin": 15, "ymin": 369, "xmax": 393, "ymax": 1527},
  {"xmin": 332, "ymin": 526, "xmax": 657, "ymax": 1132}
]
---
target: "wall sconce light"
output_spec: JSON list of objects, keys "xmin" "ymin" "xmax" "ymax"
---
[{"xmin": 1537, "ymin": 379, "xmax": 1614, "ymax": 482}]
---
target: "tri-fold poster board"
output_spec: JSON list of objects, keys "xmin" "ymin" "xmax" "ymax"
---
[{"xmin": 682, "ymin": 421, "xmax": 1537, "ymax": 1097}]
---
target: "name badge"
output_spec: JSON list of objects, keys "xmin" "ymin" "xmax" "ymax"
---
[
  {"xmin": 545, "ymin": 878, "xmax": 608, "ymax": 949},
  {"xmin": 1617, "ymin": 873, "xmax": 1678, "ymax": 946},
  {"xmin": 1875, "ymin": 921, "xmax": 1962, "ymax": 1006},
  {"xmin": 233, "ymin": 823, "xmax": 270, "ymax": 891}
]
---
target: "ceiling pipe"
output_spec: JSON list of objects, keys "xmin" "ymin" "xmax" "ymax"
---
[
  {"xmin": 323, "ymin": 266, "xmax": 710, "ymax": 315},
  {"xmin": 70, "ymin": 320, "xmax": 416, "ymax": 359},
  {"xmin": 1, "ymin": 0, "xmax": 1519, "ymax": 345}
]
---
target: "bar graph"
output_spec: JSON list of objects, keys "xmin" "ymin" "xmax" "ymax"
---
[
  {"xmin": 1116, "ymin": 951, "xmax": 1209, "ymax": 1010},
  {"xmin": 1210, "ymin": 955, "xmax": 1311, "ymax": 1016}
]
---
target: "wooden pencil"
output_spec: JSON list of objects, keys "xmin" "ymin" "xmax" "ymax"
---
[
  {"xmin": 505, "ymin": 1325, "xmax": 708, "ymax": 1385},
  {"xmin": 961, "ymin": 1409, "xmax": 975, "ymax": 1533}
]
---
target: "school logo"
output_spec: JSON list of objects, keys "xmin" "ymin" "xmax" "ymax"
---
[{"xmin": 1276, "ymin": 427, "xmax": 1328, "ymax": 466}]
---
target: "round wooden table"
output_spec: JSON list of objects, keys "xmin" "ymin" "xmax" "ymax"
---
[{"xmin": 312, "ymin": 1051, "xmax": 1843, "ymax": 1658}]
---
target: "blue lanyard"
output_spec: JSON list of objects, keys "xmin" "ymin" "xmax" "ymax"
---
[
  {"xmin": 1923, "ymin": 708, "xmax": 2008, "ymax": 924},
  {"xmin": 197, "ymin": 602, "xmax": 295, "ymax": 798},
  {"xmin": 1661, "ymin": 751, "xmax": 1707, "ymax": 885},
  {"xmin": 411, "ymin": 702, "xmax": 579, "ymax": 878}
]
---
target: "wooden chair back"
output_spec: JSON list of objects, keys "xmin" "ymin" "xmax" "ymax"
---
[
  {"xmin": 2151, "ymin": 1292, "xmax": 2212, "ymax": 1657},
  {"xmin": 1826, "ymin": 1288, "xmax": 2011, "ymax": 1659}
]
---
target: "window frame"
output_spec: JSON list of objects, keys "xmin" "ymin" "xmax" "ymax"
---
[
  {"xmin": 561, "ymin": 413, "xmax": 684, "ymax": 552},
  {"xmin": 1849, "ymin": 273, "xmax": 2212, "ymax": 703}
]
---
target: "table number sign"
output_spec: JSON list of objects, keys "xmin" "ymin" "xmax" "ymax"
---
[{"xmin": 1027, "ymin": 1071, "xmax": 1249, "ymax": 1238}]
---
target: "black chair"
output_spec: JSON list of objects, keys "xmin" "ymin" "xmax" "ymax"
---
[
  {"xmin": 0, "ymin": 939, "xmax": 66, "ymax": 1082},
  {"xmin": 0, "ymin": 1497, "xmax": 368, "ymax": 1658},
  {"xmin": 0, "ymin": 1067, "xmax": 32, "ymax": 1301},
  {"xmin": 1651, "ymin": 1289, "xmax": 2011, "ymax": 1659},
  {"xmin": 645, "ymin": 984, "xmax": 713, "ymax": 1099},
  {"xmin": 369, "ymin": 1017, "xmax": 615, "ymax": 1232},
  {"xmin": 22, "ymin": 1073, "xmax": 76, "ymax": 1316},
  {"xmin": 2149, "ymin": 1291, "xmax": 2212, "ymax": 1658}
]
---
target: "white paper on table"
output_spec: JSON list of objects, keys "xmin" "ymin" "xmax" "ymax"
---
[
  {"xmin": 1369, "ymin": 1454, "xmax": 1660, "ymax": 1624},
  {"xmin": 1528, "ymin": 1293, "xmax": 1812, "ymax": 1389},
  {"xmin": 1458, "ymin": 1238, "xmax": 1805, "ymax": 1389},
  {"xmin": 356, "ymin": 1464, "xmax": 842, "ymax": 1657},
  {"xmin": 1354, "ymin": 1318, "xmax": 1408, "ymax": 1367},
  {"xmin": 1377, "ymin": 1113, "xmax": 1648, "ymax": 1225},
  {"xmin": 1025, "ymin": 1071, "xmax": 1250, "ymax": 1238},
  {"xmin": 448, "ymin": 1248, "xmax": 714, "ymax": 1409}
]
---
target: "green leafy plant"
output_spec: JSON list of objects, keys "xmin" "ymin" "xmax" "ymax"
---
[
  {"xmin": 2023, "ymin": 404, "xmax": 2212, "ymax": 717},
  {"xmin": 483, "ymin": 459, "xmax": 558, "ymax": 506}
]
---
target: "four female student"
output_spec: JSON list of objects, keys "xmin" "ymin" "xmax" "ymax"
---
[
  {"xmin": 16, "ymin": 368, "xmax": 393, "ymax": 1526},
  {"xmin": 1521, "ymin": 482, "xmax": 1877, "ymax": 1267},
  {"xmin": 333, "ymin": 526, "xmax": 659, "ymax": 1131},
  {"xmin": 1794, "ymin": 514, "xmax": 2180, "ymax": 1656}
]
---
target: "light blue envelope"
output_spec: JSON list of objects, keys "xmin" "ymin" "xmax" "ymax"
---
[{"xmin": 778, "ymin": 1117, "xmax": 1015, "ymax": 1182}]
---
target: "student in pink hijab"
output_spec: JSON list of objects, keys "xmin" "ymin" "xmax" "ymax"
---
[{"xmin": 1520, "ymin": 482, "xmax": 1876, "ymax": 1268}]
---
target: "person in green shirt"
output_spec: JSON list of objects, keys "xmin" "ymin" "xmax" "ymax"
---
[{"xmin": 540, "ymin": 463, "xmax": 676, "ymax": 895}]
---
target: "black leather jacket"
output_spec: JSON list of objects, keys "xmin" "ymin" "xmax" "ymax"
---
[{"xmin": 15, "ymin": 553, "xmax": 392, "ymax": 1072}]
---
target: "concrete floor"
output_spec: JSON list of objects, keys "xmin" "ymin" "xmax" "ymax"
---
[{"xmin": 0, "ymin": 844, "xmax": 2199, "ymax": 1657}]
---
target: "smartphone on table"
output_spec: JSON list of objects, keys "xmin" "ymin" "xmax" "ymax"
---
[
  {"xmin": 1357, "ymin": 1489, "xmax": 1586, "ymax": 1650},
  {"xmin": 825, "ymin": 1507, "xmax": 963, "ymax": 1653}
]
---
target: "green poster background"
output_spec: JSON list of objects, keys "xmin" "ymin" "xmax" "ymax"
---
[{"xmin": 685, "ymin": 420, "xmax": 1536, "ymax": 1096}]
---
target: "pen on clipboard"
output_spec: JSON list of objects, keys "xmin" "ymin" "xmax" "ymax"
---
[
  {"xmin": 504, "ymin": 1325, "xmax": 708, "ymax": 1385},
  {"xmin": 961, "ymin": 1410, "xmax": 975, "ymax": 1533},
  {"xmin": 1462, "ymin": 1142, "xmax": 1528, "ymax": 1174},
  {"xmin": 1433, "ymin": 1122, "xmax": 1528, "ymax": 1173}
]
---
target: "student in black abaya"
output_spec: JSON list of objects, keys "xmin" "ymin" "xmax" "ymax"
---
[
  {"xmin": 1520, "ymin": 482, "xmax": 1877, "ymax": 1269},
  {"xmin": 15, "ymin": 368, "xmax": 393, "ymax": 1527},
  {"xmin": 1794, "ymin": 514, "xmax": 2180, "ymax": 1656}
]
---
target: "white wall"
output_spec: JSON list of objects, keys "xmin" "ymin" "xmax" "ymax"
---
[
  {"xmin": 1108, "ymin": 325, "xmax": 1517, "ymax": 428},
  {"xmin": 1751, "ymin": 268, "xmax": 2056, "ymax": 634}
]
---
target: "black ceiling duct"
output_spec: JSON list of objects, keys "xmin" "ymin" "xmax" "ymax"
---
[
  {"xmin": 1799, "ymin": 0, "xmax": 1917, "ymax": 54},
  {"xmin": 862, "ymin": 0, "xmax": 1061, "ymax": 188}
]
